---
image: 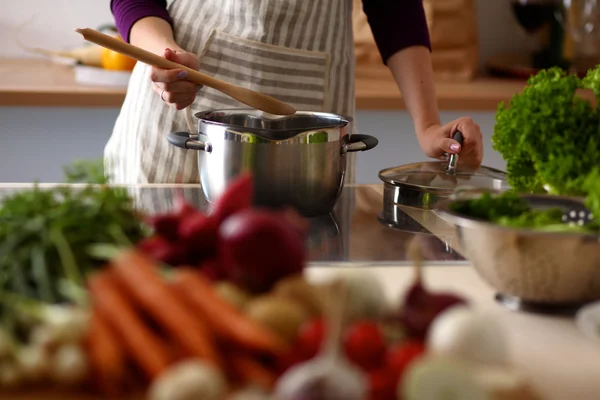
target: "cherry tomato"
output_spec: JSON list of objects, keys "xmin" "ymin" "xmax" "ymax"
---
[
  {"xmin": 386, "ymin": 340, "xmax": 426, "ymax": 381},
  {"xmin": 296, "ymin": 318, "xmax": 326, "ymax": 360},
  {"xmin": 368, "ymin": 367, "xmax": 399, "ymax": 400},
  {"xmin": 343, "ymin": 320, "xmax": 386, "ymax": 371}
]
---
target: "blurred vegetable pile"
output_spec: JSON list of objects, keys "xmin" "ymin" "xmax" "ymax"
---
[{"xmin": 0, "ymin": 164, "xmax": 543, "ymax": 398}]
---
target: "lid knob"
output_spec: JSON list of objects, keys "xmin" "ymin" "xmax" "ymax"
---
[{"xmin": 446, "ymin": 131, "xmax": 464, "ymax": 174}]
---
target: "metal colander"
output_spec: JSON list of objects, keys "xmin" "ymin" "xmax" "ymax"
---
[{"xmin": 436, "ymin": 190, "xmax": 600, "ymax": 305}]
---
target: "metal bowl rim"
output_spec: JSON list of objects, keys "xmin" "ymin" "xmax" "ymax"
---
[{"xmin": 435, "ymin": 194, "xmax": 600, "ymax": 239}]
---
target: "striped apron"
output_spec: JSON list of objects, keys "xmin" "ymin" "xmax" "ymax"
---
[
  {"xmin": 105, "ymin": 0, "xmax": 357, "ymax": 185},
  {"xmin": 107, "ymin": 0, "xmax": 358, "ymax": 259}
]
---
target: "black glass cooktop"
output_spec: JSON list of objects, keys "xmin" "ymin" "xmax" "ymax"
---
[
  {"xmin": 0, "ymin": 184, "xmax": 465, "ymax": 265},
  {"xmin": 130, "ymin": 184, "xmax": 464, "ymax": 264}
]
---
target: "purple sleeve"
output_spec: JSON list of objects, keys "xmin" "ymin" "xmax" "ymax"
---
[
  {"xmin": 362, "ymin": 0, "xmax": 432, "ymax": 64},
  {"xmin": 110, "ymin": 0, "xmax": 173, "ymax": 43}
]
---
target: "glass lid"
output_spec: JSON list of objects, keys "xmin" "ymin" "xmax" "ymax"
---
[{"xmin": 379, "ymin": 160, "xmax": 509, "ymax": 193}]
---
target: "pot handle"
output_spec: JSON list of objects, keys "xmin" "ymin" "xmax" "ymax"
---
[
  {"xmin": 341, "ymin": 134, "xmax": 379, "ymax": 154},
  {"xmin": 167, "ymin": 131, "xmax": 212, "ymax": 152}
]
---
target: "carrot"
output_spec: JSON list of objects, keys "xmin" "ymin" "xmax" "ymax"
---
[
  {"xmin": 172, "ymin": 268, "xmax": 288, "ymax": 355},
  {"xmin": 110, "ymin": 250, "xmax": 223, "ymax": 368},
  {"xmin": 228, "ymin": 353, "xmax": 278, "ymax": 390},
  {"xmin": 87, "ymin": 270, "xmax": 172, "ymax": 380},
  {"xmin": 84, "ymin": 308, "xmax": 127, "ymax": 395}
]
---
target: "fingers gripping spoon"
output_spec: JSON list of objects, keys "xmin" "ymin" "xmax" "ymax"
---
[{"xmin": 74, "ymin": 28, "xmax": 297, "ymax": 116}]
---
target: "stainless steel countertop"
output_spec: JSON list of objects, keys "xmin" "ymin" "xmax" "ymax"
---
[{"xmin": 0, "ymin": 183, "xmax": 467, "ymax": 265}]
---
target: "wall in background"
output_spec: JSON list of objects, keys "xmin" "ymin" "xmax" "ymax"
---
[
  {"xmin": 2, "ymin": 0, "xmax": 527, "ymax": 71},
  {"xmin": 0, "ymin": 0, "xmax": 514, "ymax": 183},
  {"xmin": 0, "ymin": 108, "xmax": 505, "ymax": 184}
]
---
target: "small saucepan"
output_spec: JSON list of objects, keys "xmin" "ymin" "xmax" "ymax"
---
[{"xmin": 167, "ymin": 109, "xmax": 378, "ymax": 216}]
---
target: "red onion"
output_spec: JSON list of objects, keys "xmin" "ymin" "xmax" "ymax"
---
[{"xmin": 218, "ymin": 209, "xmax": 306, "ymax": 293}]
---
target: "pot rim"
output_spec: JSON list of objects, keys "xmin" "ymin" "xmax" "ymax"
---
[{"xmin": 194, "ymin": 108, "xmax": 353, "ymax": 133}]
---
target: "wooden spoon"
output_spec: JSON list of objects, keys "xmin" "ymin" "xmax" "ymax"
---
[{"xmin": 75, "ymin": 28, "xmax": 296, "ymax": 116}]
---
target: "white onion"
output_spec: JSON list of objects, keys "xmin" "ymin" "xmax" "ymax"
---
[
  {"xmin": 40, "ymin": 305, "xmax": 90, "ymax": 345},
  {"xmin": 50, "ymin": 344, "xmax": 89, "ymax": 385},
  {"xmin": 426, "ymin": 306, "xmax": 509, "ymax": 366},
  {"xmin": 149, "ymin": 360, "xmax": 227, "ymax": 400},
  {"xmin": 16, "ymin": 345, "xmax": 49, "ymax": 381},
  {"xmin": 228, "ymin": 385, "xmax": 271, "ymax": 400},
  {"xmin": 0, "ymin": 330, "xmax": 12, "ymax": 359},
  {"xmin": 403, "ymin": 355, "xmax": 534, "ymax": 400},
  {"xmin": 30, "ymin": 325, "xmax": 56, "ymax": 350},
  {"xmin": 327, "ymin": 270, "xmax": 389, "ymax": 321},
  {"xmin": 402, "ymin": 356, "xmax": 490, "ymax": 400},
  {"xmin": 0, "ymin": 361, "xmax": 22, "ymax": 388}
]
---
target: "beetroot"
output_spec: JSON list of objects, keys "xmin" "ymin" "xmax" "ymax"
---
[
  {"xmin": 178, "ymin": 213, "xmax": 219, "ymax": 262},
  {"xmin": 398, "ymin": 284, "xmax": 466, "ymax": 339},
  {"xmin": 199, "ymin": 258, "xmax": 228, "ymax": 281},
  {"xmin": 218, "ymin": 209, "xmax": 306, "ymax": 293},
  {"xmin": 137, "ymin": 236, "xmax": 188, "ymax": 266},
  {"xmin": 211, "ymin": 173, "xmax": 254, "ymax": 224},
  {"xmin": 397, "ymin": 242, "xmax": 467, "ymax": 340},
  {"xmin": 146, "ymin": 214, "xmax": 181, "ymax": 242},
  {"xmin": 173, "ymin": 191, "xmax": 201, "ymax": 219}
]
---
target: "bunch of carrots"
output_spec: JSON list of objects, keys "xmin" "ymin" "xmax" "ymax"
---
[{"xmin": 84, "ymin": 249, "xmax": 289, "ymax": 396}]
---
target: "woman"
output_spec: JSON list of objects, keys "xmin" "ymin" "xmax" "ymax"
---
[{"xmin": 106, "ymin": 0, "xmax": 484, "ymax": 184}]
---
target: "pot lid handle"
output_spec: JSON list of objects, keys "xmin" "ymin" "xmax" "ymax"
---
[{"xmin": 446, "ymin": 130, "xmax": 464, "ymax": 174}]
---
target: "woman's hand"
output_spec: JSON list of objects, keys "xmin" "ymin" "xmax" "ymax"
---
[
  {"xmin": 417, "ymin": 117, "xmax": 484, "ymax": 167},
  {"xmin": 150, "ymin": 48, "xmax": 201, "ymax": 110}
]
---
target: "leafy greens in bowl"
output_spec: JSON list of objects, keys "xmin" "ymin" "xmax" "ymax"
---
[
  {"xmin": 448, "ymin": 191, "xmax": 598, "ymax": 234},
  {"xmin": 435, "ymin": 191, "xmax": 600, "ymax": 303}
]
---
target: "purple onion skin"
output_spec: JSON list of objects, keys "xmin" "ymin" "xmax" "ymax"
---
[
  {"xmin": 398, "ymin": 283, "xmax": 468, "ymax": 340},
  {"xmin": 218, "ymin": 209, "xmax": 306, "ymax": 293}
]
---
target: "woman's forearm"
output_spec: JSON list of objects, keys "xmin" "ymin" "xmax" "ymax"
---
[
  {"xmin": 110, "ymin": 0, "xmax": 178, "ymax": 54},
  {"xmin": 387, "ymin": 46, "xmax": 441, "ymax": 136},
  {"xmin": 129, "ymin": 16, "xmax": 182, "ymax": 55}
]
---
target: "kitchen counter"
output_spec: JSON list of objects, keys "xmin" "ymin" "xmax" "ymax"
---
[
  {"xmin": 0, "ymin": 183, "xmax": 598, "ymax": 400},
  {"xmin": 0, "ymin": 58, "xmax": 527, "ymax": 110}
]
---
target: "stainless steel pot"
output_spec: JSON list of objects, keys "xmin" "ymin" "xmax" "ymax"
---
[{"xmin": 167, "ymin": 109, "xmax": 378, "ymax": 216}]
